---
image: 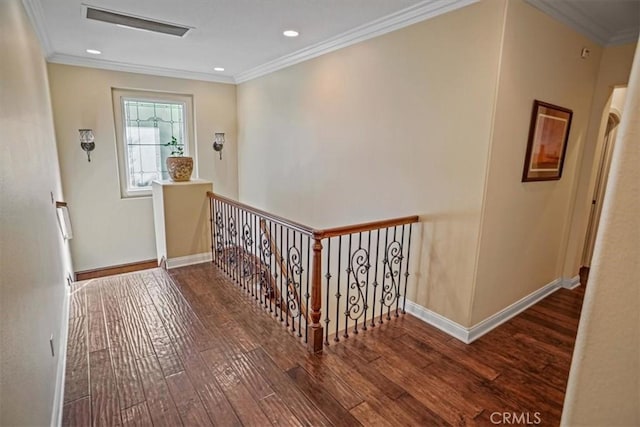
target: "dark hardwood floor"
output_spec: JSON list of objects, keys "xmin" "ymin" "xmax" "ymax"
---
[{"xmin": 62, "ymin": 263, "xmax": 585, "ymax": 426}]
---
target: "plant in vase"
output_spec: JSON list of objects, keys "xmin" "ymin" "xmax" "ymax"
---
[{"xmin": 164, "ymin": 136, "xmax": 193, "ymax": 182}]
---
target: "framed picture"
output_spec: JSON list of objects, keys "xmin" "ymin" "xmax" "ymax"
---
[{"xmin": 522, "ymin": 100, "xmax": 573, "ymax": 182}]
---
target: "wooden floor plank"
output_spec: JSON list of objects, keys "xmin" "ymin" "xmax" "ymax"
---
[
  {"xmin": 63, "ymin": 265, "xmax": 586, "ymax": 427},
  {"xmin": 258, "ymin": 393, "xmax": 304, "ymax": 427},
  {"xmin": 349, "ymin": 401, "xmax": 393, "ymax": 427},
  {"xmin": 244, "ymin": 348, "xmax": 332, "ymax": 427},
  {"xmin": 63, "ymin": 315, "xmax": 89, "ymax": 403},
  {"xmin": 62, "ymin": 396, "xmax": 91, "ymax": 427},
  {"xmin": 90, "ymin": 349, "xmax": 122, "ymax": 427},
  {"xmin": 179, "ymin": 352, "xmax": 242, "ymax": 427},
  {"xmin": 136, "ymin": 355, "xmax": 183, "ymax": 427},
  {"xmin": 286, "ymin": 365, "xmax": 362, "ymax": 427},
  {"xmin": 121, "ymin": 402, "xmax": 153, "ymax": 427},
  {"xmin": 200, "ymin": 350, "xmax": 271, "ymax": 427},
  {"xmin": 106, "ymin": 320, "xmax": 146, "ymax": 410},
  {"xmin": 166, "ymin": 371, "xmax": 214, "ymax": 427},
  {"xmin": 88, "ymin": 313, "xmax": 108, "ymax": 353}
]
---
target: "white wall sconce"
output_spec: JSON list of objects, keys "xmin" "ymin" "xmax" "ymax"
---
[
  {"xmin": 213, "ymin": 132, "xmax": 225, "ymax": 160},
  {"xmin": 79, "ymin": 129, "xmax": 95, "ymax": 162}
]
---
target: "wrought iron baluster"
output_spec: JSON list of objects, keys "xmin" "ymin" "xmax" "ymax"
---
[
  {"xmin": 298, "ymin": 231, "xmax": 304, "ymax": 337},
  {"xmin": 253, "ymin": 214, "xmax": 262, "ymax": 308},
  {"xmin": 363, "ymin": 230, "xmax": 372, "ymax": 331},
  {"xmin": 335, "ymin": 236, "xmax": 342, "ymax": 342},
  {"xmin": 395, "ymin": 225, "xmax": 406, "ymax": 317},
  {"xmin": 344, "ymin": 234, "xmax": 352, "ymax": 339},
  {"xmin": 305, "ymin": 234, "xmax": 311, "ymax": 343},
  {"xmin": 209, "ymin": 197, "xmax": 214, "ymax": 264},
  {"xmin": 252, "ymin": 213, "xmax": 259, "ymax": 304},
  {"xmin": 382, "ymin": 226, "xmax": 402, "ymax": 321},
  {"xmin": 380, "ymin": 227, "xmax": 389, "ymax": 324},
  {"xmin": 222, "ymin": 202, "xmax": 228, "ymax": 275},
  {"xmin": 347, "ymin": 232, "xmax": 370, "ymax": 335},
  {"xmin": 402, "ymin": 224, "xmax": 413, "ymax": 314},
  {"xmin": 324, "ymin": 238, "xmax": 331, "ymax": 346},
  {"xmin": 285, "ymin": 228, "xmax": 290, "ymax": 329},
  {"xmin": 371, "ymin": 229, "xmax": 380, "ymax": 327},
  {"xmin": 235, "ymin": 205, "xmax": 241, "ymax": 287},
  {"xmin": 279, "ymin": 224, "xmax": 284, "ymax": 323},
  {"xmin": 267, "ymin": 220, "xmax": 274, "ymax": 312},
  {"xmin": 240, "ymin": 209, "xmax": 246, "ymax": 292}
]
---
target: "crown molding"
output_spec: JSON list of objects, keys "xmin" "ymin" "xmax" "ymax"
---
[
  {"xmin": 608, "ymin": 27, "xmax": 640, "ymax": 46},
  {"xmin": 525, "ymin": 0, "xmax": 638, "ymax": 46},
  {"xmin": 234, "ymin": 0, "xmax": 479, "ymax": 83},
  {"xmin": 47, "ymin": 53, "xmax": 235, "ymax": 84},
  {"xmin": 21, "ymin": 0, "xmax": 53, "ymax": 56}
]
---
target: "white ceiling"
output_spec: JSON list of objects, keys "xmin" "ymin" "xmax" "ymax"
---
[
  {"xmin": 23, "ymin": 0, "xmax": 640, "ymax": 84},
  {"xmin": 525, "ymin": 0, "xmax": 640, "ymax": 46}
]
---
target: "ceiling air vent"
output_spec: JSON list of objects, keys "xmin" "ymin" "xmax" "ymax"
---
[{"xmin": 85, "ymin": 6, "xmax": 191, "ymax": 37}]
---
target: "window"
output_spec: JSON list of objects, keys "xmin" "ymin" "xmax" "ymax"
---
[{"xmin": 112, "ymin": 89, "xmax": 195, "ymax": 197}]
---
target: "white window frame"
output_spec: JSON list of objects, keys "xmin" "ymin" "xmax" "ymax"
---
[{"xmin": 112, "ymin": 88, "xmax": 196, "ymax": 198}]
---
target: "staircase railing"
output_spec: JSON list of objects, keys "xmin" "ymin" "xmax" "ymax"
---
[{"xmin": 207, "ymin": 192, "xmax": 419, "ymax": 353}]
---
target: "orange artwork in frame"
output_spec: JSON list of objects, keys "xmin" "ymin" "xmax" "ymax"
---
[{"xmin": 522, "ymin": 100, "xmax": 573, "ymax": 182}]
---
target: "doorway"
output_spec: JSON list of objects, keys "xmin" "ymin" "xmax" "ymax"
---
[{"xmin": 581, "ymin": 88, "xmax": 626, "ymax": 268}]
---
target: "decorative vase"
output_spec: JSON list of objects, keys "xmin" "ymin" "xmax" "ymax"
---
[{"xmin": 166, "ymin": 156, "xmax": 193, "ymax": 182}]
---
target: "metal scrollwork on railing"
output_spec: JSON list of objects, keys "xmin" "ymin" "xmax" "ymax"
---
[
  {"xmin": 214, "ymin": 210, "xmax": 225, "ymax": 255},
  {"xmin": 286, "ymin": 246, "xmax": 303, "ymax": 322},
  {"xmin": 226, "ymin": 215, "xmax": 238, "ymax": 267},
  {"xmin": 208, "ymin": 191, "xmax": 419, "ymax": 353},
  {"xmin": 381, "ymin": 240, "xmax": 403, "ymax": 309},
  {"xmin": 241, "ymin": 223, "xmax": 255, "ymax": 279},
  {"xmin": 259, "ymin": 227, "xmax": 272, "ymax": 261},
  {"xmin": 347, "ymin": 247, "xmax": 370, "ymax": 321}
]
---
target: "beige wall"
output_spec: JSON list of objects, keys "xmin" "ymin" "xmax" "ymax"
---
[
  {"xmin": 152, "ymin": 180, "xmax": 213, "ymax": 261},
  {"xmin": 0, "ymin": 1, "xmax": 72, "ymax": 425},
  {"xmin": 237, "ymin": 0, "xmax": 507, "ymax": 325},
  {"xmin": 470, "ymin": 0, "xmax": 603, "ymax": 324},
  {"xmin": 562, "ymin": 40, "xmax": 639, "ymax": 427},
  {"xmin": 562, "ymin": 43, "xmax": 636, "ymax": 276},
  {"xmin": 47, "ymin": 64, "xmax": 237, "ymax": 271}
]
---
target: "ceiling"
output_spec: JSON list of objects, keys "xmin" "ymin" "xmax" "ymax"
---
[
  {"xmin": 23, "ymin": 0, "xmax": 640, "ymax": 84},
  {"xmin": 525, "ymin": 0, "xmax": 640, "ymax": 46}
]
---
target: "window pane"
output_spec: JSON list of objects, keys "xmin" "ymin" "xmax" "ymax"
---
[{"xmin": 122, "ymin": 99, "xmax": 186, "ymax": 193}]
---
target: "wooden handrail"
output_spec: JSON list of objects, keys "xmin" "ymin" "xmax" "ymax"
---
[
  {"xmin": 208, "ymin": 192, "xmax": 420, "ymax": 240},
  {"xmin": 208, "ymin": 192, "xmax": 314, "ymax": 236},
  {"xmin": 314, "ymin": 215, "xmax": 420, "ymax": 239}
]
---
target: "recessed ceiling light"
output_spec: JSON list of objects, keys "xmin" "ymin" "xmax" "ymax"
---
[
  {"xmin": 283, "ymin": 30, "xmax": 299, "ymax": 37},
  {"xmin": 214, "ymin": 67, "xmax": 225, "ymax": 72},
  {"xmin": 86, "ymin": 49, "xmax": 101, "ymax": 55}
]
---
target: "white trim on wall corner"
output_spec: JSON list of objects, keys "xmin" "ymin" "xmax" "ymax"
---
[
  {"xmin": 405, "ymin": 277, "xmax": 572, "ymax": 344},
  {"xmin": 561, "ymin": 275, "xmax": 581, "ymax": 290},
  {"xmin": 234, "ymin": 0, "xmax": 480, "ymax": 83},
  {"xmin": 465, "ymin": 278, "xmax": 562, "ymax": 342},
  {"xmin": 51, "ymin": 284, "xmax": 70, "ymax": 427},
  {"xmin": 166, "ymin": 252, "xmax": 212, "ymax": 269},
  {"xmin": 404, "ymin": 299, "xmax": 471, "ymax": 342}
]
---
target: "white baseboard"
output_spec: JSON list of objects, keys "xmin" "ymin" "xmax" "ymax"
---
[
  {"xmin": 404, "ymin": 299, "xmax": 471, "ymax": 343},
  {"xmin": 466, "ymin": 278, "xmax": 562, "ymax": 342},
  {"xmin": 51, "ymin": 284, "xmax": 70, "ymax": 427},
  {"xmin": 405, "ymin": 277, "xmax": 571, "ymax": 344},
  {"xmin": 166, "ymin": 252, "xmax": 212, "ymax": 269},
  {"xmin": 561, "ymin": 275, "xmax": 581, "ymax": 289}
]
